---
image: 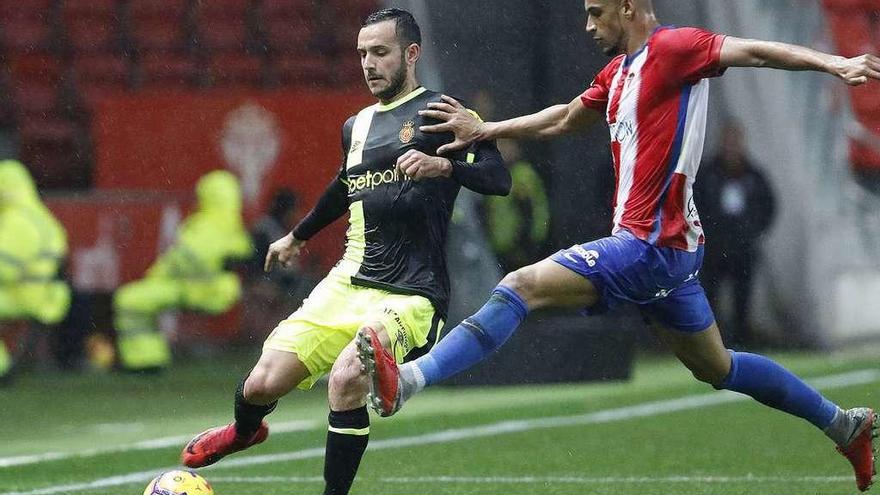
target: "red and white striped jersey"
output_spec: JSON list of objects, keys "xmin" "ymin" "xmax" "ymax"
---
[{"xmin": 581, "ymin": 26, "xmax": 727, "ymax": 252}]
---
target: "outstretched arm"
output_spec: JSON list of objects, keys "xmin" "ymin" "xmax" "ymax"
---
[
  {"xmin": 419, "ymin": 95, "xmax": 602, "ymax": 155},
  {"xmin": 719, "ymin": 36, "xmax": 880, "ymax": 86}
]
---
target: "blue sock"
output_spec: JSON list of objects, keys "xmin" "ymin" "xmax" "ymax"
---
[
  {"xmin": 415, "ymin": 286, "xmax": 528, "ymax": 386},
  {"xmin": 719, "ymin": 351, "xmax": 839, "ymax": 429}
]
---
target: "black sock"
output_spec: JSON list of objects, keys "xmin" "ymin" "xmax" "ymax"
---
[
  {"xmin": 323, "ymin": 406, "xmax": 370, "ymax": 495},
  {"xmin": 233, "ymin": 378, "xmax": 276, "ymax": 438}
]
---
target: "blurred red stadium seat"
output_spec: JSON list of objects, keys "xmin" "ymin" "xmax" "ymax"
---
[
  {"xmin": 70, "ymin": 55, "xmax": 131, "ymax": 89},
  {"xmin": 0, "ymin": 17, "xmax": 56, "ymax": 54},
  {"xmin": 0, "ymin": 0, "xmax": 56, "ymax": 20},
  {"xmin": 63, "ymin": 18, "xmax": 122, "ymax": 54},
  {"xmin": 130, "ymin": 18, "xmax": 185, "ymax": 52},
  {"xmin": 325, "ymin": 0, "xmax": 376, "ymax": 23},
  {"xmin": 193, "ymin": 0, "xmax": 253, "ymax": 52},
  {"xmin": 195, "ymin": 0, "xmax": 250, "ymax": 17},
  {"xmin": 61, "ymin": 0, "xmax": 119, "ymax": 16},
  {"xmin": 127, "ymin": 0, "xmax": 190, "ymax": 20},
  {"xmin": 13, "ymin": 84, "xmax": 62, "ymax": 119},
  {"xmin": 260, "ymin": 0, "xmax": 313, "ymax": 52},
  {"xmin": 197, "ymin": 17, "xmax": 251, "ymax": 53},
  {"xmin": 129, "ymin": 18, "xmax": 188, "ymax": 53},
  {"xmin": 261, "ymin": 0, "xmax": 313, "ymax": 19},
  {"xmin": 18, "ymin": 115, "xmax": 76, "ymax": 142},
  {"xmin": 126, "ymin": 0, "xmax": 192, "ymax": 53},
  {"xmin": 264, "ymin": 19, "xmax": 314, "ymax": 51},
  {"xmin": 7, "ymin": 54, "xmax": 64, "ymax": 83},
  {"xmin": 205, "ymin": 53, "xmax": 264, "ymax": 87},
  {"xmin": 135, "ymin": 51, "xmax": 200, "ymax": 88},
  {"xmin": 60, "ymin": 0, "xmax": 119, "ymax": 28},
  {"xmin": 77, "ymin": 84, "xmax": 128, "ymax": 112},
  {"xmin": 268, "ymin": 53, "xmax": 331, "ymax": 86}
]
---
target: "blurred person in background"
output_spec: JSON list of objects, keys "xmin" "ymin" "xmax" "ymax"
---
[
  {"xmin": 445, "ymin": 186, "xmax": 505, "ymax": 328},
  {"xmin": 361, "ymin": 0, "xmax": 880, "ymax": 491},
  {"xmin": 444, "ymin": 89, "xmax": 505, "ymax": 328},
  {"xmin": 696, "ymin": 121, "xmax": 776, "ymax": 347},
  {"xmin": 487, "ymin": 139, "xmax": 550, "ymax": 272},
  {"xmin": 0, "ymin": 160, "xmax": 70, "ymax": 384},
  {"xmin": 249, "ymin": 188, "xmax": 303, "ymax": 296},
  {"xmin": 180, "ymin": 9, "xmax": 510, "ymax": 495},
  {"xmin": 242, "ymin": 188, "xmax": 315, "ymax": 342},
  {"xmin": 112, "ymin": 169, "xmax": 252, "ymax": 373},
  {"xmin": 822, "ymin": 0, "xmax": 880, "ymax": 254}
]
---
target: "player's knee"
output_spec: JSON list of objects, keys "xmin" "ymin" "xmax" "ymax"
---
[
  {"xmin": 244, "ymin": 369, "xmax": 285, "ymax": 404},
  {"xmin": 328, "ymin": 362, "xmax": 361, "ymax": 394},
  {"xmin": 688, "ymin": 363, "xmax": 728, "ymax": 386},
  {"xmin": 499, "ymin": 268, "xmax": 537, "ymax": 306},
  {"xmin": 328, "ymin": 359, "xmax": 367, "ymax": 410}
]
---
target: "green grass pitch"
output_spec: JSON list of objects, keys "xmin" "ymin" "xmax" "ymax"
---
[{"xmin": 1, "ymin": 347, "xmax": 877, "ymax": 495}]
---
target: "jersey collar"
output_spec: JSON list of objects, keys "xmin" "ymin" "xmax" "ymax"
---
[
  {"xmin": 624, "ymin": 24, "xmax": 673, "ymax": 68},
  {"xmin": 376, "ymin": 86, "xmax": 427, "ymax": 112}
]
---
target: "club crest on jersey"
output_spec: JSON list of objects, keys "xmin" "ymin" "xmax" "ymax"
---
[{"xmin": 399, "ymin": 120, "xmax": 416, "ymax": 144}]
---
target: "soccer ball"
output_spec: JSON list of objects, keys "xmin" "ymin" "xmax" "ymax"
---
[{"xmin": 143, "ymin": 470, "xmax": 214, "ymax": 495}]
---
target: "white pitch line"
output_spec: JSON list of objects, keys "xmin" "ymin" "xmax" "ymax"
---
[
  {"xmin": 213, "ymin": 369, "xmax": 880, "ymax": 470},
  {"xmin": 2, "ymin": 368, "xmax": 877, "ymax": 495},
  {"xmin": 208, "ymin": 474, "xmax": 853, "ymax": 484},
  {"xmin": 0, "ymin": 420, "xmax": 318, "ymax": 469}
]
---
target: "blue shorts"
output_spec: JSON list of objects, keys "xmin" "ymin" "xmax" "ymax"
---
[{"xmin": 551, "ymin": 229, "xmax": 715, "ymax": 333}]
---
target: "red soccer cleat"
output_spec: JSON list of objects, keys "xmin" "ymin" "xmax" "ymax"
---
[
  {"xmin": 356, "ymin": 326, "xmax": 401, "ymax": 417},
  {"xmin": 837, "ymin": 408, "xmax": 878, "ymax": 492},
  {"xmin": 181, "ymin": 421, "xmax": 268, "ymax": 468}
]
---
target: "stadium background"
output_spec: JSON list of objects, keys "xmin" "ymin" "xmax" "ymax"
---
[{"xmin": 1, "ymin": 1, "xmax": 879, "ymax": 494}]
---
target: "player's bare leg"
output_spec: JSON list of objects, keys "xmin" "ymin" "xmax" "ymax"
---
[
  {"xmin": 324, "ymin": 323, "xmax": 388, "ymax": 495},
  {"xmin": 359, "ymin": 257, "xmax": 598, "ymax": 416},
  {"xmin": 651, "ymin": 321, "xmax": 731, "ymax": 384},
  {"xmin": 182, "ymin": 349, "xmax": 309, "ymax": 467},
  {"xmin": 654, "ymin": 322, "xmax": 876, "ymax": 491},
  {"xmin": 329, "ymin": 336, "xmax": 379, "ymax": 411},
  {"xmin": 502, "ymin": 257, "xmax": 601, "ymax": 309}
]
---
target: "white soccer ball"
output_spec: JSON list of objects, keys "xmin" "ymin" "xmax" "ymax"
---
[{"xmin": 143, "ymin": 470, "xmax": 214, "ymax": 495}]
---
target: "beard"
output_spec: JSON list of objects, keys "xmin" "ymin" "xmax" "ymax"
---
[{"xmin": 374, "ymin": 58, "xmax": 408, "ymax": 101}]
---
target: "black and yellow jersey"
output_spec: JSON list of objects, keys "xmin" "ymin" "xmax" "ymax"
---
[{"xmin": 292, "ymin": 87, "xmax": 510, "ymax": 319}]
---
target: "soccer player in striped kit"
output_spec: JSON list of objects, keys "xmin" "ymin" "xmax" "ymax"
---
[
  {"xmin": 181, "ymin": 9, "xmax": 510, "ymax": 495},
  {"xmin": 359, "ymin": 0, "xmax": 880, "ymax": 490}
]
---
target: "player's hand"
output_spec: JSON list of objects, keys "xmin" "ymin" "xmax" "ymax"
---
[
  {"xmin": 397, "ymin": 149, "xmax": 452, "ymax": 180},
  {"xmin": 418, "ymin": 95, "xmax": 485, "ymax": 155},
  {"xmin": 264, "ymin": 232, "xmax": 305, "ymax": 272},
  {"xmin": 832, "ymin": 54, "xmax": 880, "ymax": 86}
]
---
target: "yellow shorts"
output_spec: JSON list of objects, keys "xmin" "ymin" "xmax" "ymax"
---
[{"xmin": 263, "ymin": 267, "xmax": 443, "ymax": 390}]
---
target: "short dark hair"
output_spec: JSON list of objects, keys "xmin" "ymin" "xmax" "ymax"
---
[{"xmin": 363, "ymin": 8, "xmax": 421, "ymax": 47}]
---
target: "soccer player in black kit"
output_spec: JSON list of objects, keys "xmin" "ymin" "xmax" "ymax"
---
[{"xmin": 181, "ymin": 8, "xmax": 511, "ymax": 495}]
